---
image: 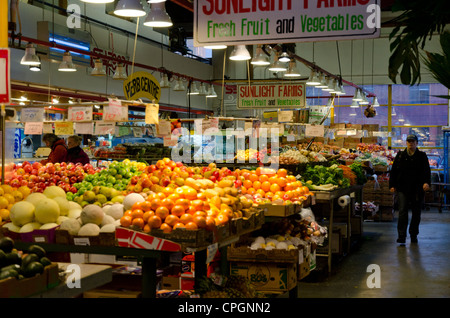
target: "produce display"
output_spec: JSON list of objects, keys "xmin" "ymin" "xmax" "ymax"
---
[
  {"xmin": 197, "ymin": 274, "xmax": 263, "ymax": 298},
  {"xmin": 0, "ymin": 237, "xmax": 52, "ymax": 280},
  {"xmin": 301, "ymin": 164, "xmax": 350, "ymax": 191}
]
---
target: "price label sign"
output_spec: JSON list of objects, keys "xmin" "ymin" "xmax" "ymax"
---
[
  {"xmin": 157, "ymin": 119, "xmax": 171, "ymax": 137},
  {"xmin": 74, "ymin": 122, "xmax": 94, "ymax": 135},
  {"xmin": 145, "ymin": 103, "xmax": 159, "ymax": 124},
  {"xmin": 133, "ymin": 127, "xmax": 144, "ymax": 137},
  {"xmin": 24, "ymin": 122, "xmax": 43, "ymax": 135},
  {"xmin": 94, "ymin": 122, "xmax": 115, "ymax": 135},
  {"xmin": 21, "ymin": 108, "xmax": 44, "ymax": 122},
  {"xmin": 104, "ymin": 99, "xmax": 127, "ymax": 121},
  {"xmin": 305, "ymin": 124, "xmax": 325, "ymax": 137},
  {"xmin": 43, "ymin": 123, "xmax": 53, "ymax": 134},
  {"xmin": 68, "ymin": 106, "xmax": 93, "ymax": 122},
  {"xmin": 55, "ymin": 122, "xmax": 74, "ymax": 135}
]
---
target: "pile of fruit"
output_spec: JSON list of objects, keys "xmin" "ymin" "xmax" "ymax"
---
[
  {"xmin": 248, "ymin": 235, "xmax": 301, "ymax": 251},
  {"xmin": 0, "ymin": 184, "xmax": 31, "ymax": 224},
  {"xmin": 0, "ymin": 237, "xmax": 52, "ymax": 281},
  {"xmin": 8, "ymin": 161, "xmax": 98, "ymax": 194}
]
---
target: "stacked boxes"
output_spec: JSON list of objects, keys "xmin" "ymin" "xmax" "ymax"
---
[{"xmin": 362, "ymin": 179, "xmax": 394, "ymax": 221}]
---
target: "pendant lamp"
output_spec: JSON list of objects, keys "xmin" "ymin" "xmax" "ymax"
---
[
  {"xmin": 91, "ymin": 59, "xmax": 106, "ymax": 76},
  {"xmin": 160, "ymin": 74, "xmax": 170, "ymax": 88},
  {"xmin": 198, "ymin": 83, "xmax": 208, "ymax": 96},
  {"xmin": 144, "ymin": 2, "xmax": 173, "ymax": 27},
  {"xmin": 80, "ymin": 0, "xmax": 114, "ymax": 3},
  {"xmin": 113, "ymin": 64, "xmax": 128, "ymax": 80},
  {"xmin": 251, "ymin": 45, "xmax": 270, "ymax": 66},
  {"xmin": 114, "ymin": 0, "xmax": 146, "ymax": 17},
  {"xmin": 206, "ymin": 85, "xmax": 217, "ymax": 98},
  {"xmin": 306, "ymin": 70, "xmax": 320, "ymax": 86},
  {"xmin": 372, "ymin": 97, "xmax": 380, "ymax": 107},
  {"xmin": 316, "ymin": 73, "xmax": 328, "ymax": 88},
  {"xmin": 58, "ymin": 51, "xmax": 77, "ymax": 72},
  {"xmin": 21, "ymin": 43, "xmax": 41, "ymax": 66},
  {"xmin": 350, "ymin": 100, "xmax": 359, "ymax": 108},
  {"xmin": 173, "ymin": 79, "xmax": 185, "ymax": 91},
  {"xmin": 189, "ymin": 82, "xmax": 199, "ymax": 95},
  {"xmin": 284, "ymin": 60, "xmax": 301, "ymax": 77},
  {"xmin": 268, "ymin": 53, "xmax": 287, "ymax": 72},
  {"xmin": 229, "ymin": 45, "xmax": 251, "ymax": 61}
]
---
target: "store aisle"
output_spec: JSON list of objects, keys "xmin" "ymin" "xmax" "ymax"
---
[{"xmin": 296, "ymin": 208, "xmax": 450, "ymax": 298}]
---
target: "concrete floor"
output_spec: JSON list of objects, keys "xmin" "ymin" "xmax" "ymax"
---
[{"xmin": 296, "ymin": 208, "xmax": 450, "ymax": 298}]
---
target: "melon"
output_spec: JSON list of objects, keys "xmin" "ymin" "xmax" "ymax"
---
[
  {"xmin": 100, "ymin": 223, "xmax": 116, "ymax": 233},
  {"xmin": 59, "ymin": 218, "xmax": 81, "ymax": 235},
  {"xmin": 123, "ymin": 193, "xmax": 145, "ymax": 211},
  {"xmin": 100, "ymin": 215, "xmax": 115, "ymax": 227},
  {"xmin": 57, "ymin": 216, "xmax": 69, "ymax": 225},
  {"xmin": 40, "ymin": 223, "xmax": 59, "ymax": 230},
  {"xmin": 43, "ymin": 186, "xmax": 66, "ymax": 199},
  {"xmin": 78, "ymin": 223, "xmax": 100, "ymax": 236},
  {"xmin": 105, "ymin": 203, "xmax": 124, "ymax": 220},
  {"xmin": 34, "ymin": 198, "xmax": 60, "ymax": 224},
  {"xmin": 53, "ymin": 197, "xmax": 70, "ymax": 216},
  {"xmin": 10, "ymin": 201, "xmax": 35, "ymax": 227},
  {"xmin": 2, "ymin": 222, "xmax": 21, "ymax": 233},
  {"xmin": 80, "ymin": 204, "xmax": 104, "ymax": 225},
  {"xmin": 68, "ymin": 201, "xmax": 82, "ymax": 211},
  {"xmin": 25, "ymin": 193, "xmax": 47, "ymax": 206},
  {"xmin": 19, "ymin": 222, "xmax": 42, "ymax": 233},
  {"xmin": 68, "ymin": 209, "xmax": 81, "ymax": 219}
]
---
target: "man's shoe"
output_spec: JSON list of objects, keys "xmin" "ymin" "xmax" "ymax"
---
[
  {"xmin": 411, "ymin": 236, "xmax": 418, "ymax": 243},
  {"xmin": 397, "ymin": 237, "xmax": 406, "ymax": 244}
]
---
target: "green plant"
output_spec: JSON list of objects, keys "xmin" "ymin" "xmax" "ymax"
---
[{"xmin": 423, "ymin": 31, "xmax": 450, "ymax": 94}]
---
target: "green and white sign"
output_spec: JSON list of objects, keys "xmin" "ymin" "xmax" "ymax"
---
[
  {"xmin": 194, "ymin": 0, "xmax": 380, "ymax": 46},
  {"xmin": 237, "ymin": 82, "xmax": 306, "ymax": 109}
]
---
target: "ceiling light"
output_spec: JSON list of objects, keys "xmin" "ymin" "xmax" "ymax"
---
[
  {"xmin": 204, "ymin": 45, "xmax": 227, "ymax": 49},
  {"xmin": 335, "ymin": 82, "xmax": 346, "ymax": 95},
  {"xmin": 81, "ymin": 0, "xmax": 114, "ymax": 3},
  {"xmin": 322, "ymin": 77, "xmax": 334, "ymax": 92},
  {"xmin": 29, "ymin": 64, "xmax": 41, "ymax": 72},
  {"xmin": 113, "ymin": 63, "xmax": 128, "ymax": 80},
  {"xmin": 58, "ymin": 51, "xmax": 77, "ymax": 72},
  {"xmin": 52, "ymin": 97, "xmax": 59, "ymax": 104},
  {"xmin": 268, "ymin": 54, "xmax": 287, "ymax": 72},
  {"xmin": 279, "ymin": 51, "xmax": 290, "ymax": 63},
  {"xmin": 21, "ymin": 43, "xmax": 41, "ymax": 66},
  {"xmin": 91, "ymin": 59, "xmax": 106, "ymax": 76},
  {"xmin": 372, "ymin": 97, "xmax": 380, "ymax": 107},
  {"xmin": 359, "ymin": 93, "xmax": 369, "ymax": 104},
  {"xmin": 316, "ymin": 73, "xmax": 328, "ymax": 88},
  {"xmin": 251, "ymin": 45, "xmax": 270, "ymax": 66},
  {"xmin": 350, "ymin": 100, "xmax": 359, "ymax": 108},
  {"xmin": 391, "ymin": 106, "xmax": 397, "ymax": 116},
  {"xmin": 306, "ymin": 70, "xmax": 320, "ymax": 86},
  {"xmin": 144, "ymin": 2, "xmax": 173, "ymax": 27},
  {"xmin": 173, "ymin": 79, "xmax": 185, "ymax": 91},
  {"xmin": 329, "ymin": 79, "xmax": 340, "ymax": 94},
  {"xmin": 229, "ymin": 45, "xmax": 251, "ymax": 61},
  {"xmin": 284, "ymin": 60, "xmax": 301, "ymax": 77},
  {"xmin": 114, "ymin": 0, "xmax": 146, "ymax": 17},
  {"xmin": 352, "ymin": 88, "xmax": 363, "ymax": 101},
  {"xmin": 160, "ymin": 74, "xmax": 170, "ymax": 88},
  {"xmin": 206, "ymin": 85, "xmax": 217, "ymax": 98},
  {"xmin": 349, "ymin": 108, "xmax": 357, "ymax": 116},
  {"xmin": 189, "ymin": 82, "xmax": 199, "ymax": 95},
  {"xmin": 20, "ymin": 94, "xmax": 28, "ymax": 101},
  {"xmin": 198, "ymin": 83, "xmax": 208, "ymax": 96}
]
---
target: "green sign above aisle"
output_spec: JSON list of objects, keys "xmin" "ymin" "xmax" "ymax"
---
[{"xmin": 194, "ymin": 0, "xmax": 380, "ymax": 46}]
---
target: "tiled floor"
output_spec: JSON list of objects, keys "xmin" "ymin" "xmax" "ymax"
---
[{"xmin": 296, "ymin": 208, "xmax": 450, "ymax": 298}]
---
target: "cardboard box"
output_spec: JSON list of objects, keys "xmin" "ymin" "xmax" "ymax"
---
[
  {"xmin": 329, "ymin": 123, "xmax": 346, "ymax": 129},
  {"xmin": 229, "ymin": 261, "xmax": 297, "ymax": 292},
  {"xmin": 316, "ymin": 230, "xmax": 342, "ymax": 254},
  {"xmin": 261, "ymin": 203, "xmax": 296, "ymax": 217},
  {"xmin": 362, "ymin": 124, "xmax": 380, "ymax": 131},
  {"xmin": 161, "ymin": 276, "xmax": 180, "ymax": 290},
  {"xmin": 362, "ymin": 137, "xmax": 382, "ymax": 144},
  {"xmin": 56, "ymin": 229, "xmax": 115, "ymax": 246},
  {"xmin": 327, "ymin": 138, "xmax": 345, "ymax": 148},
  {"xmin": 346, "ymin": 124, "xmax": 362, "ymax": 130},
  {"xmin": 298, "ymin": 261, "xmax": 310, "ymax": 280},
  {"xmin": 344, "ymin": 137, "xmax": 361, "ymax": 149}
]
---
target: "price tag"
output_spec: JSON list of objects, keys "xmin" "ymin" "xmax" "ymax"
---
[
  {"xmin": 68, "ymin": 106, "xmax": 93, "ymax": 122},
  {"xmin": 21, "ymin": 108, "xmax": 44, "ymax": 122},
  {"xmin": 305, "ymin": 124, "xmax": 324, "ymax": 137},
  {"xmin": 94, "ymin": 122, "xmax": 115, "ymax": 135},
  {"xmin": 55, "ymin": 122, "xmax": 74, "ymax": 135},
  {"xmin": 157, "ymin": 119, "xmax": 172, "ymax": 137},
  {"xmin": 43, "ymin": 123, "xmax": 53, "ymax": 134},
  {"xmin": 104, "ymin": 99, "xmax": 127, "ymax": 122},
  {"xmin": 145, "ymin": 103, "xmax": 159, "ymax": 124},
  {"xmin": 74, "ymin": 122, "xmax": 94, "ymax": 135},
  {"xmin": 24, "ymin": 122, "xmax": 43, "ymax": 135},
  {"xmin": 73, "ymin": 237, "xmax": 90, "ymax": 246},
  {"xmin": 163, "ymin": 136, "xmax": 178, "ymax": 147},
  {"xmin": 278, "ymin": 110, "xmax": 294, "ymax": 123}
]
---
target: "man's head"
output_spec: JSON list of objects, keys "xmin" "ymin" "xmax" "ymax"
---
[{"xmin": 406, "ymin": 134, "xmax": 418, "ymax": 152}]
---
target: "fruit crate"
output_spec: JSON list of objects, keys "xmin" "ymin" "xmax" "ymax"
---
[
  {"xmin": 150, "ymin": 228, "xmax": 214, "ymax": 249},
  {"xmin": 230, "ymin": 217, "xmax": 253, "ymax": 235},
  {"xmin": 55, "ymin": 229, "xmax": 116, "ymax": 246},
  {"xmin": 260, "ymin": 203, "xmax": 296, "ymax": 217},
  {"xmin": 212, "ymin": 223, "xmax": 231, "ymax": 242},
  {"xmin": 0, "ymin": 263, "xmax": 60, "ymax": 298},
  {"xmin": 0, "ymin": 224, "xmax": 58, "ymax": 244},
  {"xmin": 227, "ymin": 244, "xmax": 299, "ymax": 264}
]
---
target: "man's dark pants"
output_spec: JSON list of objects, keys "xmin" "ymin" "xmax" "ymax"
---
[{"xmin": 397, "ymin": 191, "xmax": 422, "ymax": 239}]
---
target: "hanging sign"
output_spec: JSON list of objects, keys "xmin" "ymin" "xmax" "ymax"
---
[
  {"xmin": 194, "ymin": 0, "xmax": 380, "ymax": 46},
  {"xmin": 94, "ymin": 122, "xmax": 115, "ymax": 135},
  {"xmin": 74, "ymin": 122, "xmax": 94, "ymax": 135},
  {"xmin": 103, "ymin": 99, "xmax": 128, "ymax": 122},
  {"xmin": 123, "ymin": 71, "xmax": 161, "ymax": 102},
  {"xmin": 21, "ymin": 108, "xmax": 44, "ymax": 122},
  {"xmin": 55, "ymin": 122, "xmax": 74, "ymax": 135},
  {"xmin": 237, "ymin": 83, "xmax": 306, "ymax": 109},
  {"xmin": 145, "ymin": 103, "xmax": 159, "ymax": 125},
  {"xmin": 68, "ymin": 106, "xmax": 93, "ymax": 122},
  {"xmin": 24, "ymin": 122, "xmax": 44, "ymax": 135},
  {"xmin": 0, "ymin": 48, "xmax": 10, "ymax": 104}
]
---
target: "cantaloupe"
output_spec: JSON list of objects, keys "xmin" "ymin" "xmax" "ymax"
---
[
  {"xmin": 105, "ymin": 203, "xmax": 124, "ymax": 220},
  {"xmin": 100, "ymin": 223, "xmax": 116, "ymax": 233},
  {"xmin": 34, "ymin": 198, "xmax": 60, "ymax": 224},
  {"xmin": 19, "ymin": 222, "xmax": 42, "ymax": 233},
  {"xmin": 123, "ymin": 193, "xmax": 145, "ymax": 211},
  {"xmin": 2, "ymin": 222, "xmax": 21, "ymax": 233},
  {"xmin": 25, "ymin": 193, "xmax": 47, "ymax": 206},
  {"xmin": 78, "ymin": 223, "xmax": 100, "ymax": 236},
  {"xmin": 10, "ymin": 201, "xmax": 35, "ymax": 227},
  {"xmin": 43, "ymin": 186, "xmax": 66, "ymax": 199},
  {"xmin": 80, "ymin": 204, "xmax": 104, "ymax": 225},
  {"xmin": 40, "ymin": 223, "xmax": 59, "ymax": 230},
  {"xmin": 59, "ymin": 218, "xmax": 81, "ymax": 235},
  {"xmin": 53, "ymin": 197, "xmax": 70, "ymax": 216}
]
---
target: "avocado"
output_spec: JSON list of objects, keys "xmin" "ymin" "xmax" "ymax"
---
[
  {"xmin": 0, "ymin": 250, "xmax": 7, "ymax": 268},
  {"xmin": 5, "ymin": 252, "xmax": 22, "ymax": 266},
  {"xmin": 40, "ymin": 257, "xmax": 52, "ymax": 267},
  {"xmin": 0, "ymin": 237, "xmax": 14, "ymax": 253},
  {"xmin": 1, "ymin": 264, "xmax": 21, "ymax": 272},
  {"xmin": 22, "ymin": 254, "xmax": 40, "ymax": 269},
  {"xmin": 27, "ymin": 245, "xmax": 46, "ymax": 259},
  {"xmin": 0, "ymin": 268, "xmax": 19, "ymax": 280},
  {"xmin": 22, "ymin": 261, "xmax": 44, "ymax": 278}
]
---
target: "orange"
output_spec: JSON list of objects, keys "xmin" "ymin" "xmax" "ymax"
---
[
  {"xmin": 270, "ymin": 183, "xmax": 281, "ymax": 193},
  {"xmin": 148, "ymin": 215, "xmax": 162, "ymax": 229},
  {"xmin": 268, "ymin": 176, "xmax": 278, "ymax": 184},
  {"xmin": 156, "ymin": 192, "xmax": 166, "ymax": 200},
  {"xmin": 184, "ymin": 187, "xmax": 198, "ymax": 200},
  {"xmin": 249, "ymin": 173, "xmax": 259, "ymax": 182},
  {"xmin": 215, "ymin": 213, "xmax": 229, "ymax": 225},
  {"xmin": 120, "ymin": 215, "xmax": 132, "ymax": 227},
  {"xmin": 161, "ymin": 198, "xmax": 175, "ymax": 211},
  {"xmin": 287, "ymin": 175, "xmax": 296, "ymax": 182},
  {"xmin": 147, "ymin": 192, "xmax": 158, "ymax": 201},
  {"xmin": 143, "ymin": 210, "xmax": 154, "ymax": 222},
  {"xmin": 191, "ymin": 199, "xmax": 204, "ymax": 212},
  {"xmin": 155, "ymin": 206, "xmax": 170, "ymax": 220},
  {"xmin": 123, "ymin": 209, "xmax": 133, "ymax": 217},
  {"xmin": 301, "ymin": 186, "xmax": 310, "ymax": 194},
  {"xmin": 264, "ymin": 191, "xmax": 274, "ymax": 199},
  {"xmin": 285, "ymin": 183, "xmax": 294, "ymax": 191},
  {"xmin": 173, "ymin": 222, "xmax": 186, "ymax": 230},
  {"xmin": 261, "ymin": 181, "xmax": 271, "ymax": 192},
  {"xmin": 180, "ymin": 213, "xmax": 194, "ymax": 225},
  {"xmin": 175, "ymin": 199, "xmax": 190, "ymax": 211},
  {"xmin": 255, "ymin": 167, "xmax": 262, "ymax": 176},
  {"xmin": 276, "ymin": 177, "xmax": 287, "ymax": 188},
  {"xmin": 240, "ymin": 186, "xmax": 247, "ymax": 194},
  {"xmin": 196, "ymin": 192, "xmax": 207, "ymax": 201},
  {"xmin": 259, "ymin": 174, "xmax": 269, "ymax": 183},
  {"xmin": 193, "ymin": 211, "xmax": 207, "ymax": 218},
  {"xmin": 243, "ymin": 180, "xmax": 253, "ymax": 189},
  {"xmin": 193, "ymin": 215, "xmax": 207, "ymax": 229},
  {"xmin": 252, "ymin": 181, "xmax": 261, "ymax": 190},
  {"xmin": 205, "ymin": 216, "xmax": 216, "ymax": 231},
  {"xmin": 162, "ymin": 187, "xmax": 174, "ymax": 196},
  {"xmin": 175, "ymin": 187, "xmax": 185, "ymax": 198},
  {"xmin": 139, "ymin": 201, "xmax": 152, "ymax": 212},
  {"xmin": 246, "ymin": 188, "xmax": 256, "ymax": 195},
  {"xmin": 277, "ymin": 168, "xmax": 288, "ymax": 178},
  {"xmin": 256, "ymin": 189, "xmax": 266, "ymax": 197},
  {"xmin": 185, "ymin": 222, "xmax": 199, "ymax": 230},
  {"xmin": 131, "ymin": 209, "xmax": 144, "ymax": 219},
  {"xmin": 202, "ymin": 201, "xmax": 211, "ymax": 212},
  {"xmin": 167, "ymin": 193, "xmax": 180, "ymax": 202},
  {"xmin": 143, "ymin": 224, "xmax": 151, "ymax": 233},
  {"xmin": 131, "ymin": 201, "xmax": 144, "ymax": 211},
  {"xmin": 150, "ymin": 198, "xmax": 163, "ymax": 211},
  {"xmin": 171, "ymin": 205, "xmax": 185, "ymax": 217},
  {"xmin": 165, "ymin": 214, "xmax": 180, "ymax": 227},
  {"xmin": 160, "ymin": 223, "xmax": 172, "ymax": 233},
  {"xmin": 132, "ymin": 217, "xmax": 145, "ymax": 230}
]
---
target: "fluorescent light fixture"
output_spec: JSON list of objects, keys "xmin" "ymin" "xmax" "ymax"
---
[
  {"xmin": 306, "ymin": 70, "xmax": 320, "ymax": 86},
  {"xmin": 21, "ymin": 43, "xmax": 41, "ymax": 66},
  {"xmin": 114, "ymin": 0, "xmax": 146, "ymax": 17},
  {"xmin": 144, "ymin": 2, "xmax": 173, "ymax": 27},
  {"xmin": 91, "ymin": 59, "xmax": 106, "ymax": 76},
  {"xmin": 279, "ymin": 51, "xmax": 290, "ymax": 63},
  {"xmin": 198, "ymin": 83, "xmax": 208, "ymax": 96},
  {"xmin": 160, "ymin": 74, "xmax": 170, "ymax": 88},
  {"xmin": 58, "ymin": 51, "xmax": 77, "ymax": 72},
  {"xmin": 350, "ymin": 100, "xmax": 360, "ymax": 108},
  {"xmin": 81, "ymin": 0, "xmax": 114, "ymax": 3},
  {"xmin": 372, "ymin": 97, "xmax": 380, "ymax": 107},
  {"xmin": 251, "ymin": 45, "xmax": 270, "ymax": 66},
  {"xmin": 206, "ymin": 85, "xmax": 217, "ymax": 98},
  {"xmin": 268, "ymin": 54, "xmax": 287, "ymax": 72},
  {"xmin": 284, "ymin": 60, "xmax": 301, "ymax": 77},
  {"xmin": 189, "ymin": 82, "xmax": 199, "ymax": 95},
  {"xmin": 353, "ymin": 88, "xmax": 363, "ymax": 101},
  {"xmin": 229, "ymin": 45, "xmax": 251, "ymax": 61},
  {"xmin": 173, "ymin": 80, "xmax": 185, "ymax": 91},
  {"xmin": 113, "ymin": 63, "xmax": 128, "ymax": 80},
  {"xmin": 316, "ymin": 73, "xmax": 328, "ymax": 88}
]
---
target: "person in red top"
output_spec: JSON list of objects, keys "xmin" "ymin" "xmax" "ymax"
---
[
  {"xmin": 66, "ymin": 135, "xmax": 90, "ymax": 165},
  {"xmin": 40, "ymin": 133, "xmax": 68, "ymax": 165}
]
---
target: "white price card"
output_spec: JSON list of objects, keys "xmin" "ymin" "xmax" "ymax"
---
[
  {"xmin": 55, "ymin": 122, "xmax": 74, "ymax": 135},
  {"xmin": 68, "ymin": 106, "xmax": 93, "ymax": 122},
  {"xmin": 157, "ymin": 119, "xmax": 172, "ymax": 137},
  {"xmin": 43, "ymin": 123, "xmax": 53, "ymax": 134},
  {"xmin": 305, "ymin": 124, "xmax": 325, "ymax": 137},
  {"xmin": 278, "ymin": 110, "xmax": 294, "ymax": 123},
  {"xmin": 21, "ymin": 108, "xmax": 44, "ymax": 122},
  {"xmin": 24, "ymin": 122, "xmax": 43, "ymax": 135},
  {"xmin": 163, "ymin": 136, "xmax": 178, "ymax": 147},
  {"xmin": 104, "ymin": 99, "xmax": 127, "ymax": 122},
  {"xmin": 94, "ymin": 122, "xmax": 115, "ymax": 135},
  {"xmin": 145, "ymin": 103, "xmax": 159, "ymax": 124},
  {"xmin": 74, "ymin": 122, "xmax": 94, "ymax": 135}
]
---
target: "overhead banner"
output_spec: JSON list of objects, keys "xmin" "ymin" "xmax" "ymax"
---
[
  {"xmin": 194, "ymin": 0, "xmax": 380, "ymax": 46},
  {"xmin": 123, "ymin": 71, "xmax": 161, "ymax": 103},
  {"xmin": 237, "ymin": 82, "xmax": 306, "ymax": 109}
]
